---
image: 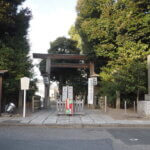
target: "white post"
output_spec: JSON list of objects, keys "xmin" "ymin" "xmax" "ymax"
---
[
  {"xmin": 125, "ymin": 101, "xmax": 127, "ymax": 114},
  {"xmin": 20, "ymin": 77, "xmax": 30, "ymax": 118},
  {"xmin": 23, "ymin": 90, "xmax": 26, "ymax": 118},
  {"xmin": 105, "ymin": 96, "xmax": 107, "ymax": 112}
]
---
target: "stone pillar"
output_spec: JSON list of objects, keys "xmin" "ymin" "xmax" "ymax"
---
[
  {"xmin": 137, "ymin": 55, "xmax": 150, "ymax": 117},
  {"xmin": 44, "ymin": 58, "xmax": 51, "ymax": 108},
  {"xmin": 145, "ymin": 55, "xmax": 150, "ymax": 101},
  {"xmin": 44, "ymin": 84, "xmax": 47, "ymax": 108},
  {"xmin": 44, "ymin": 84, "xmax": 50, "ymax": 109}
]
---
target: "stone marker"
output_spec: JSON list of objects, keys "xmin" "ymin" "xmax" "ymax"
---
[
  {"xmin": 145, "ymin": 55, "xmax": 150, "ymax": 101},
  {"xmin": 137, "ymin": 55, "xmax": 150, "ymax": 117}
]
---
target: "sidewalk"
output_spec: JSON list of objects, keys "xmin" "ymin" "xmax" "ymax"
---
[{"xmin": 1, "ymin": 106, "xmax": 150, "ymax": 127}]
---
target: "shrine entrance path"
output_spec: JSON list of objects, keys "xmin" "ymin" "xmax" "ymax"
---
[{"xmin": 1, "ymin": 104, "xmax": 150, "ymax": 127}]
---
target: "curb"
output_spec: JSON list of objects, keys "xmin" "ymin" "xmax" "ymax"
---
[{"xmin": 1, "ymin": 123, "xmax": 150, "ymax": 128}]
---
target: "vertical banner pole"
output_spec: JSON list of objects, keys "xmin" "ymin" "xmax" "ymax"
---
[{"xmin": 23, "ymin": 90, "xmax": 26, "ymax": 118}]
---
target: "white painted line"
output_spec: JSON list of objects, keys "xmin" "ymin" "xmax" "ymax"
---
[{"xmin": 129, "ymin": 138, "xmax": 139, "ymax": 141}]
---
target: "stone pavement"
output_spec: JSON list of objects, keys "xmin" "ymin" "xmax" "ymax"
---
[{"xmin": 1, "ymin": 106, "xmax": 150, "ymax": 127}]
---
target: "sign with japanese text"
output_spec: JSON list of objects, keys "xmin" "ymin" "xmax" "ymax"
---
[
  {"xmin": 68, "ymin": 86, "xmax": 73, "ymax": 100},
  {"xmin": 88, "ymin": 78, "xmax": 94, "ymax": 104},
  {"xmin": 62, "ymin": 86, "xmax": 68, "ymax": 101},
  {"xmin": 92, "ymin": 77, "xmax": 97, "ymax": 86}
]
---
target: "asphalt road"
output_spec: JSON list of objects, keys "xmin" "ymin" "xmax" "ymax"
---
[{"xmin": 0, "ymin": 126, "xmax": 150, "ymax": 150}]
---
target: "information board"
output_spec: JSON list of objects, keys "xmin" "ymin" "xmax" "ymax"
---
[
  {"xmin": 20, "ymin": 77, "xmax": 30, "ymax": 90},
  {"xmin": 88, "ymin": 78, "xmax": 94, "ymax": 104},
  {"xmin": 62, "ymin": 86, "xmax": 68, "ymax": 101},
  {"xmin": 92, "ymin": 77, "xmax": 97, "ymax": 86},
  {"xmin": 68, "ymin": 86, "xmax": 73, "ymax": 100},
  {"xmin": 62, "ymin": 86, "xmax": 73, "ymax": 101}
]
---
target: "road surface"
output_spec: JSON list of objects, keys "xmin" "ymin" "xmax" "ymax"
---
[{"xmin": 0, "ymin": 126, "xmax": 150, "ymax": 150}]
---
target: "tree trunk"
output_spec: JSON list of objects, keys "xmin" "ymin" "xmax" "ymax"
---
[
  {"xmin": 136, "ymin": 89, "xmax": 139, "ymax": 106},
  {"xmin": 18, "ymin": 90, "xmax": 23, "ymax": 113},
  {"xmin": 116, "ymin": 91, "xmax": 120, "ymax": 109}
]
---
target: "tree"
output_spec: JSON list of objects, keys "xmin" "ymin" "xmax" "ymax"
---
[
  {"xmin": 0, "ymin": 0, "xmax": 35, "ymax": 108},
  {"xmin": 39, "ymin": 37, "xmax": 87, "ymax": 97},
  {"xmin": 75, "ymin": 0, "xmax": 150, "ymax": 105},
  {"xmin": 76, "ymin": 0, "xmax": 150, "ymax": 58},
  {"xmin": 68, "ymin": 25, "xmax": 82, "ymax": 51},
  {"xmin": 100, "ymin": 41, "xmax": 148, "ymax": 106},
  {"xmin": 98, "ymin": 0, "xmax": 150, "ymax": 104},
  {"xmin": 76, "ymin": 0, "xmax": 111, "ymax": 74}
]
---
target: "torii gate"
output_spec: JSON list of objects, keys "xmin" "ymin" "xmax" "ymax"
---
[{"xmin": 33, "ymin": 53, "xmax": 95, "ymax": 108}]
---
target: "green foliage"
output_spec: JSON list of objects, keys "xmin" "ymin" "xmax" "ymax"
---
[
  {"xmin": 0, "ymin": 0, "xmax": 35, "ymax": 107},
  {"xmin": 100, "ymin": 41, "xmax": 148, "ymax": 102},
  {"xmin": 76, "ymin": 0, "xmax": 150, "ymax": 57},
  {"xmin": 75, "ymin": 0, "xmax": 150, "ymax": 104},
  {"xmin": 39, "ymin": 37, "xmax": 87, "ymax": 96},
  {"xmin": 49, "ymin": 37, "xmax": 80, "ymax": 54},
  {"xmin": 68, "ymin": 25, "xmax": 82, "ymax": 51}
]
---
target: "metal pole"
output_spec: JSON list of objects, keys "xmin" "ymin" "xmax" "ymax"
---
[
  {"xmin": 23, "ymin": 90, "xmax": 26, "ymax": 118},
  {"xmin": 105, "ymin": 96, "xmax": 107, "ymax": 112}
]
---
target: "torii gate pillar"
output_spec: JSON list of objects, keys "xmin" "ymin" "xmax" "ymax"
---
[
  {"xmin": 89, "ymin": 62, "xmax": 95, "ymax": 77},
  {"xmin": 44, "ymin": 58, "xmax": 51, "ymax": 109}
]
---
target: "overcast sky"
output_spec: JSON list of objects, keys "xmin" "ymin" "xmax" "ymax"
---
[
  {"xmin": 23, "ymin": 0, "xmax": 78, "ymax": 54},
  {"xmin": 23, "ymin": 0, "xmax": 78, "ymax": 79}
]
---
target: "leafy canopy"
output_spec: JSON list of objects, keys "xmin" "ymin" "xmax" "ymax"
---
[
  {"xmin": 0, "ymin": 0, "xmax": 35, "ymax": 106},
  {"xmin": 40, "ymin": 37, "xmax": 87, "ymax": 96},
  {"xmin": 75, "ymin": 0, "xmax": 150, "ymax": 103}
]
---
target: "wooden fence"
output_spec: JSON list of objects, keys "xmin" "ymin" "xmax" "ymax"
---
[{"xmin": 57, "ymin": 100, "xmax": 84, "ymax": 115}]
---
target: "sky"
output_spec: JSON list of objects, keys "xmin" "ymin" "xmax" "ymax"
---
[
  {"xmin": 23, "ymin": 0, "xmax": 78, "ymax": 79},
  {"xmin": 23, "ymin": 0, "xmax": 78, "ymax": 54}
]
